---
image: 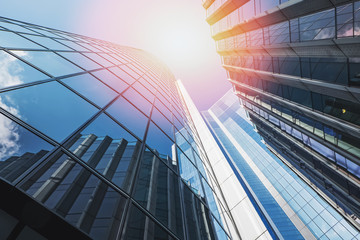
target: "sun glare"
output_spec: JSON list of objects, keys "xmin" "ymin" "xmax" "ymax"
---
[
  {"xmin": 140, "ymin": 11, "xmax": 214, "ymax": 73},
  {"xmin": 158, "ymin": 28, "xmax": 199, "ymax": 64}
]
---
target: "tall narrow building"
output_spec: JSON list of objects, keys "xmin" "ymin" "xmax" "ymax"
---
[
  {"xmin": 0, "ymin": 16, "xmax": 233, "ymax": 239},
  {"xmin": 202, "ymin": 0, "xmax": 360, "ymax": 238},
  {"xmin": 202, "ymin": 90, "xmax": 360, "ymax": 239}
]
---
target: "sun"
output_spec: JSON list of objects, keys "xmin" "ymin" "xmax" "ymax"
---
[
  {"xmin": 140, "ymin": 11, "xmax": 214, "ymax": 73},
  {"xmin": 158, "ymin": 27, "xmax": 199, "ymax": 65}
]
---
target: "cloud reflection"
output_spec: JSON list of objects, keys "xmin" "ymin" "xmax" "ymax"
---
[{"xmin": 0, "ymin": 51, "xmax": 25, "ymax": 160}]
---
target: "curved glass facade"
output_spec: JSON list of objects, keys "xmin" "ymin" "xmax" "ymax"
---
[{"xmin": 0, "ymin": 17, "xmax": 231, "ymax": 240}]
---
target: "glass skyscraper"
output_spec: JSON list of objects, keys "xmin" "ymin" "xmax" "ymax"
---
[
  {"xmin": 203, "ymin": 0, "xmax": 360, "ymax": 236},
  {"xmin": 0, "ymin": 16, "xmax": 233, "ymax": 240},
  {"xmin": 201, "ymin": 90, "xmax": 359, "ymax": 239}
]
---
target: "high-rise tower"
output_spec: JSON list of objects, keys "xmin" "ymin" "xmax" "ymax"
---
[
  {"xmin": 0, "ymin": 16, "xmax": 232, "ymax": 240},
  {"xmin": 203, "ymin": 90, "xmax": 360, "ymax": 239},
  {"xmin": 203, "ymin": 0, "xmax": 360, "ymax": 237}
]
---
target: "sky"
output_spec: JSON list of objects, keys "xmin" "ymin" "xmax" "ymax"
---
[{"xmin": 0, "ymin": 0, "xmax": 231, "ymax": 110}]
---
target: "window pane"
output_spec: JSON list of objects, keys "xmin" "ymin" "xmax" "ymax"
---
[
  {"xmin": 21, "ymin": 34, "xmax": 71, "ymax": 50},
  {"xmin": 76, "ymin": 114, "xmax": 141, "ymax": 191},
  {"xmin": 19, "ymin": 150, "xmax": 127, "ymax": 239},
  {"xmin": 151, "ymin": 107, "xmax": 174, "ymax": 140},
  {"xmin": 61, "ymin": 73, "xmax": 117, "ymax": 108},
  {"xmin": 106, "ymin": 96, "xmax": 148, "ymax": 140},
  {"xmin": 146, "ymin": 122, "xmax": 174, "ymax": 159},
  {"xmin": 56, "ymin": 39, "xmax": 89, "ymax": 51},
  {"xmin": 122, "ymin": 87, "xmax": 152, "ymax": 116},
  {"xmin": 109, "ymin": 66, "xmax": 137, "ymax": 84},
  {"xmin": 133, "ymin": 151, "xmax": 184, "ymax": 238},
  {"xmin": 10, "ymin": 50, "xmax": 83, "ymax": 77},
  {"xmin": 182, "ymin": 183, "xmax": 216, "ymax": 239},
  {"xmin": 132, "ymin": 81, "xmax": 154, "ymax": 103},
  {"xmin": 178, "ymin": 149, "xmax": 204, "ymax": 197},
  {"xmin": 59, "ymin": 52, "xmax": 102, "ymax": 70},
  {"xmin": 123, "ymin": 204, "xmax": 175, "ymax": 240},
  {"xmin": 0, "ymin": 50, "xmax": 48, "ymax": 88},
  {"xmin": 91, "ymin": 69, "xmax": 128, "ymax": 93},
  {"xmin": 0, "ymin": 21, "xmax": 35, "ymax": 34},
  {"xmin": 0, "ymin": 30, "xmax": 44, "ymax": 49},
  {"xmin": 0, "ymin": 113, "xmax": 54, "ymax": 183},
  {"xmin": 83, "ymin": 52, "xmax": 113, "ymax": 67},
  {"xmin": 0, "ymin": 81, "xmax": 97, "ymax": 141}
]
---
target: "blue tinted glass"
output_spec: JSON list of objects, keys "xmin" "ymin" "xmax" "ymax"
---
[
  {"xmin": 0, "ymin": 21, "xmax": 35, "ymax": 34},
  {"xmin": 124, "ymin": 204, "xmax": 175, "ymax": 240},
  {"xmin": 146, "ymin": 122, "xmax": 174, "ymax": 158},
  {"xmin": 154, "ymin": 98, "xmax": 172, "ymax": 120},
  {"xmin": 212, "ymin": 216, "xmax": 228, "ymax": 240},
  {"xmin": 0, "ymin": 113, "xmax": 54, "ymax": 183},
  {"xmin": 109, "ymin": 66, "xmax": 137, "ymax": 84},
  {"xmin": 59, "ymin": 52, "xmax": 102, "ymax": 70},
  {"xmin": 0, "ymin": 50, "xmax": 48, "ymax": 88},
  {"xmin": 178, "ymin": 148, "xmax": 204, "ymax": 197},
  {"xmin": 83, "ymin": 52, "xmax": 113, "ymax": 67},
  {"xmin": 132, "ymin": 81, "xmax": 154, "ymax": 103},
  {"xmin": 106, "ymin": 96, "xmax": 148, "ymax": 140},
  {"xmin": 202, "ymin": 177, "xmax": 221, "ymax": 220},
  {"xmin": 56, "ymin": 39, "xmax": 89, "ymax": 51},
  {"xmin": 81, "ymin": 114, "xmax": 138, "ymax": 143},
  {"xmin": 0, "ymin": 30, "xmax": 44, "ymax": 49},
  {"xmin": 61, "ymin": 74, "xmax": 117, "ymax": 108},
  {"xmin": 122, "ymin": 87, "xmax": 152, "ymax": 116},
  {"xmin": 0, "ymin": 81, "xmax": 97, "ymax": 141},
  {"xmin": 20, "ymin": 150, "xmax": 126, "ymax": 238},
  {"xmin": 21, "ymin": 34, "xmax": 71, "ymax": 50},
  {"xmin": 151, "ymin": 108, "xmax": 174, "ymax": 140},
  {"xmin": 10, "ymin": 50, "xmax": 82, "ymax": 77},
  {"xmin": 260, "ymin": 0, "xmax": 279, "ymax": 12},
  {"xmin": 91, "ymin": 69, "xmax": 128, "ymax": 93}
]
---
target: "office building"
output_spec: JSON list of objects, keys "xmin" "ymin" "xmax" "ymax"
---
[
  {"xmin": 201, "ymin": 90, "xmax": 359, "ymax": 239},
  {"xmin": 0, "ymin": 17, "xmax": 233, "ymax": 239},
  {"xmin": 203, "ymin": 0, "xmax": 360, "ymax": 237},
  {"xmin": 203, "ymin": 0, "xmax": 360, "ymax": 232}
]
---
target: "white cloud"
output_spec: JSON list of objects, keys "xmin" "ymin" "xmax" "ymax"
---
[
  {"xmin": 0, "ymin": 97, "xmax": 20, "ymax": 160},
  {"xmin": 0, "ymin": 51, "xmax": 25, "ymax": 160},
  {"xmin": 0, "ymin": 51, "xmax": 24, "ymax": 88}
]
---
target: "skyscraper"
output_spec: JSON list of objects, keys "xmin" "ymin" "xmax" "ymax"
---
[
  {"xmin": 203, "ymin": 0, "xmax": 360, "ymax": 237},
  {"xmin": 0, "ymin": 16, "xmax": 233, "ymax": 239},
  {"xmin": 202, "ymin": 90, "xmax": 359, "ymax": 239}
]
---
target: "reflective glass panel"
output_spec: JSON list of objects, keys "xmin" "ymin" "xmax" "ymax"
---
[
  {"xmin": 59, "ymin": 52, "xmax": 102, "ymax": 70},
  {"xmin": 0, "ymin": 30, "xmax": 44, "ymax": 49},
  {"xmin": 122, "ymin": 87, "xmax": 152, "ymax": 116},
  {"xmin": 0, "ymin": 21, "xmax": 36, "ymax": 34},
  {"xmin": 106, "ymin": 96, "xmax": 148, "ymax": 140},
  {"xmin": 21, "ymin": 34, "xmax": 71, "ymax": 50},
  {"xmin": 10, "ymin": 50, "xmax": 82, "ymax": 77},
  {"xmin": 109, "ymin": 66, "xmax": 137, "ymax": 84},
  {"xmin": 123, "ymin": 204, "xmax": 175, "ymax": 240},
  {"xmin": 83, "ymin": 53, "xmax": 113, "ymax": 67},
  {"xmin": 91, "ymin": 69, "xmax": 128, "ymax": 93},
  {"xmin": 151, "ymin": 107, "xmax": 174, "ymax": 140},
  {"xmin": 61, "ymin": 73, "xmax": 117, "ymax": 108},
  {"xmin": 19, "ymin": 150, "xmax": 127, "ymax": 239},
  {"xmin": 0, "ymin": 50, "xmax": 48, "ymax": 88},
  {"xmin": 133, "ymin": 151, "xmax": 184, "ymax": 238},
  {"xmin": 146, "ymin": 122, "xmax": 174, "ymax": 158},
  {"xmin": 0, "ymin": 81, "xmax": 97, "ymax": 141},
  {"xmin": 0, "ymin": 113, "xmax": 54, "ymax": 183}
]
